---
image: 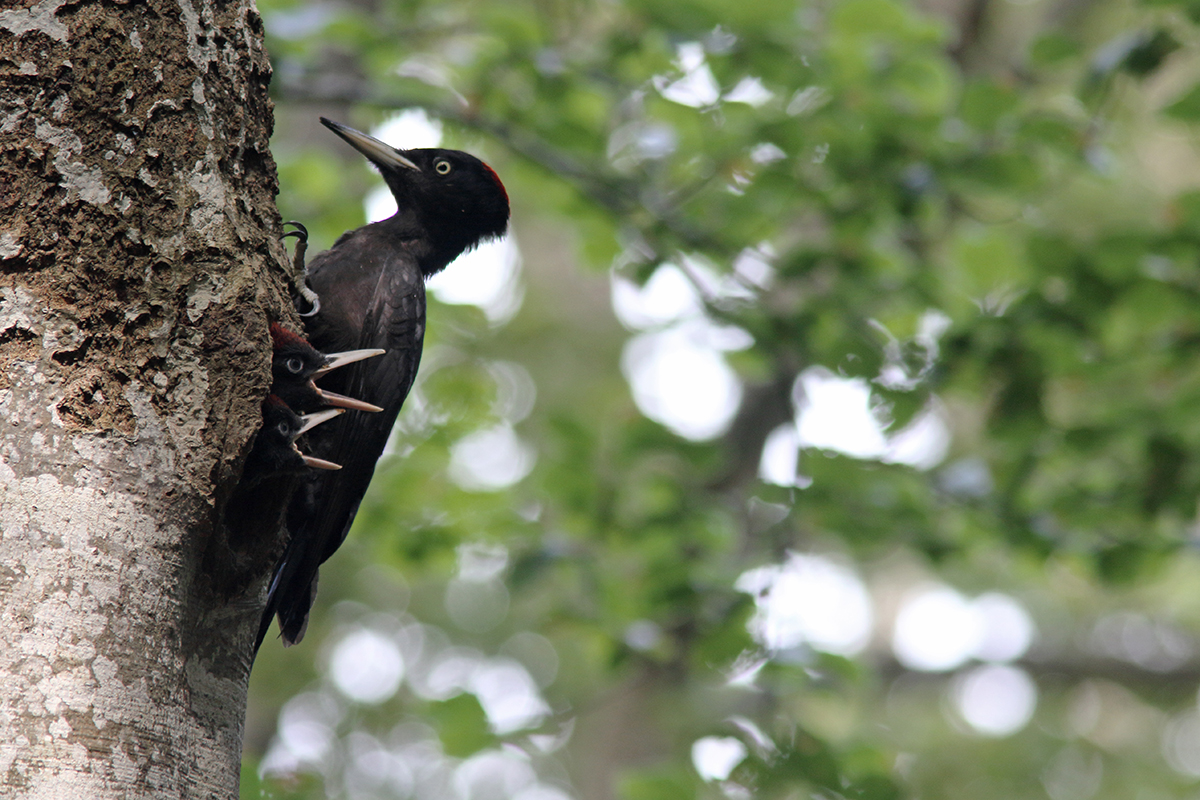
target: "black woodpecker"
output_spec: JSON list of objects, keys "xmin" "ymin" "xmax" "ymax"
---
[
  {"xmin": 258, "ymin": 118, "xmax": 510, "ymax": 648},
  {"xmin": 245, "ymin": 395, "xmax": 344, "ymax": 480},
  {"xmin": 269, "ymin": 322, "xmax": 385, "ymax": 414},
  {"xmin": 218, "ymin": 395, "xmax": 344, "ymax": 598}
]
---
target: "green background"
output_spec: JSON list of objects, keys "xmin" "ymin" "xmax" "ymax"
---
[{"xmin": 244, "ymin": 0, "xmax": 1200, "ymax": 797}]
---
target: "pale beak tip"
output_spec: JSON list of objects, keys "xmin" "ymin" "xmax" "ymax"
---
[
  {"xmin": 313, "ymin": 347, "xmax": 388, "ymax": 377},
  {"xmin": 302, "ymin": 455, "xmax": 343, "ymax": 471},
  {"xmin": 296, "ymin": 407, "xmax": 345, "ymax": 435},
  {"xmin": 316, "ymin": 387, "xmax": 384, "ymax": 413}
]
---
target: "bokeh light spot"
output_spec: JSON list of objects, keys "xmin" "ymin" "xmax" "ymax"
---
[
  {"xmin": 621, "ymin": 328, "xmax": 742, "ymax": 441},
  {"xmin": 611, "ymin": 265, "xmax": 700, "ymax": 330},
  {"xmin": 470, "ymin": 658, "xmax": 550, "ymax": 734},
  {"xmin": 449, "ymin": 423, "xmax": 536, "ymax": 491},
  {"xmin": 330, "ymin": 628, "xmax": 405, "ymax": 704},
  {"xmin": 445, "ymin": 577, "xmax": 510, "ymax": 633},
  {"xmin": 973, "ymin": 592, "xmax": 1035, "ymax": 663},
  {"xmin": 795, "ymin": 369, "xmax": 887, "ymax": 458},
  {"xmin": 1164, "ymin": 711, "xmax": 1200, "ymax": 777},
  {"xmin": 692, "ymin": 736, "xmax": 747, "ymax": 781},
  {"xmin": 953, "ymin": 664, "xmax": 1037, "ymax": 736},
  {"xmin": 736, "ymin": 553, "xmax": 872, "ymax": 656},
  {"xmin": 892, "ymin": 585, "xmax": 984, "ymax": 672}
]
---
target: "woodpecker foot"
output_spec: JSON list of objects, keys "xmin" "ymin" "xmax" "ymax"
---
[
  {"xmin": 282, "ymin": 220, "xmax": 308, "ymax": 271},
  {"xmin": 283, "ymin": 221, "xmax": 321, "ymax": 316},
  {"xmin": 296, "ymin": 284, "xmax": 321, "ymax": 317},
  {"xmin": 282, "ymin": 219, "xmax": 308, "ymax": 243}
]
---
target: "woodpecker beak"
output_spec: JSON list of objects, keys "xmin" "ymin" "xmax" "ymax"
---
[
  {"xmin": 291, "ymin": 444, "xmax": 342, "ymax": 471},
  {"xmin": 311, "ymin": 384, "xmax": 385, "ymax": 413},
  {"xmin": 321, "ymin": 118, "xmax": 420, "ymax": 172},
  {"xmin": 300, "ymin": 452, "xmax": 343, "ymax": 471},
  {"xmin": 313, "ymin": 348, "xmax": 386, "ymax": 377},
  {"xmin": 286, "ymin": 412, "xmax": 345, "ymax": 470},
  {"xmin": 296, "ymin": 407, "xmax": 344, "ymax": 436},
  {"xmin": 292, "ymin": 408, "xmax": 345, "ymax": 469}
]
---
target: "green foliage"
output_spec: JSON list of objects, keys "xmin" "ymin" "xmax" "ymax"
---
[
  {"xmin": 430, "ymin": 694, "xmax": 495, "ymax": 757},
  {"xmin": 246, "ymin": 0, "xmax": 1200, "ymax": 798}
]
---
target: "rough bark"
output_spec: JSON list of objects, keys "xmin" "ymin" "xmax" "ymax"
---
[{"xmin": 0, "ymin": 1, "xmax": 290, "ymax": 796}]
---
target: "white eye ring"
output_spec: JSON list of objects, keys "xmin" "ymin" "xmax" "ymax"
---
[{"xmin": 435, "ymin": 159, "xmax": 452, "ymax": 175}]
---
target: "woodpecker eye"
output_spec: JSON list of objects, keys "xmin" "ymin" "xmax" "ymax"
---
[
  {"xmin": 434, "ymin": 159, "xmax": 452, "ymax": 175},
  {"xmin": 286, "ymin": 357, "xmax": 304, "ymax": 374},
  {"xmin": 276, "ymin": 421, "xmax": 292, "ymax": 437}
]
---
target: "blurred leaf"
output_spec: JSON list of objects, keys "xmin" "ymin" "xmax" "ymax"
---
[
  {"xmin": 1123, "ymin": 29, "xmax": 1179, "ymax": 75},
  {"xmin": 1165, "ymin": 84, "xmax": 1200, "ymax": 122},
  {"xmin": 1029, "ymin": 33, "xmax": 1082, "ymax": 67},
  {"xmin": 960, "ymin": 80, "xmax": 1019, "ymax": 132},
  {"xmin": 617, "ymin": 768, "xmax": 695, "ymax": 800},
  {"xmin": 247, "ymin": 1, "xmax": 1200, "ymax": 799},
  {"xmin": 429, "ymin": 694, "xmax": 493, "ymax": 758}
]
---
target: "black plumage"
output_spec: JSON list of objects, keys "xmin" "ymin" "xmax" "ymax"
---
[
  {"xmin": 215, "ymin": 395, "xmax": 342, "ymax": 597},
  {"xmin": 258, "ymin": 118, "xmax": 510, "ymax": 648},
  {"xmin": 269, "ymin": 322, "xmax": 385, "ymax": 414},
  {"xmin": 243, "ymin": 395, "xmax": 344, "ymax": 480}
]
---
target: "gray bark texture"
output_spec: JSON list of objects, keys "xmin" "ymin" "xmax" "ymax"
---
[{"xmin": 0, "ymin": 1, "xmax": 291, "ymax": 796}]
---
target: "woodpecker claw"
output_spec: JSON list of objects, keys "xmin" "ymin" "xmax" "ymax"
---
[
  {"xmin": 282, "ymin": 220, "xmax": 308, "ymax": 243},
  {"xmin": 297, "ymin": 290, "xmax": 321, "ymax": 317},
  {"xmin": 314, "ymin": 386, "xmax": 385, "ymax": 413},
  {"xmin": 283, "ymin": 221, "xmax": 309, "ymax": 272},
  {"xmin": 283, "ymin": 221, "xmax": 320, "ymax": 316},
  {"xmin": 313, "ymin": 348, "xmax": 386, "ymax": 377}
]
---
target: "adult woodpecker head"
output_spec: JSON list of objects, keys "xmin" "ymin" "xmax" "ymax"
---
[
  {"xmin": 320, "ymin": 117, "xmax": 510, "ymax": 274},
  {"xmin": 269, "ymin": 323, "xmax": 385, "ymax": 413}
]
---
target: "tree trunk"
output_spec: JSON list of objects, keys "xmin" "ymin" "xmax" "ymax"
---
[{"xmin": 0, "ymin": 1, "xmax": 288, "ymax": 796}]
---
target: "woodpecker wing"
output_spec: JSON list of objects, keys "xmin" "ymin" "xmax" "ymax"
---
[{"xmin": 259, "ymin": 223, "xmax": 427, "ymax": 648}]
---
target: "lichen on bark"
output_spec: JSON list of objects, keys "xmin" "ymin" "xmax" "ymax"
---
[{"xmin": 0, "ymin": 1, "xmax": 293, "ymax": 796}]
